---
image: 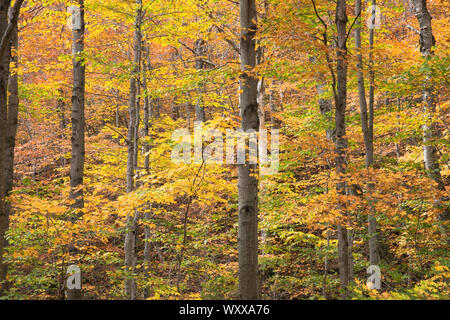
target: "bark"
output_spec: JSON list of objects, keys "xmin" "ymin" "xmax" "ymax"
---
[
  {"xmin": 355, "ymin": 0, "xmax": 370, "ymax": 167},
  {"xmin": 142, "ymin": 44, "xmax": 151, "ymax": 173},
  {"xmin": 69, "ymin": 0, "xmax": 86, "ymax": 216},
  {"xmin": 256, "ymin": 40, "xmax": 265, "ymax": 130},
  {"xmin": 0, "ymin": 0, "xmax": 23, "ymax": 60},
  {"xmin": 134, "ymin": 78, "xmax": 140, "ymax": 171},
  {"xmin": 124, "ymin": 0, "xmax": 142, "ymax": 300},
  {"xmin": 412, "ymin": 1, "xmax": 449, "ymax": 238},
  {"xmin": 57, "ymin": 88, "xmax": 66, "ymax": 167},
  {"xmin": 143, "ymin": 206, "xmax": 152, "ymax": 299},
  {"xmin": 124, "ymin": 209, "xmax": 139, "ymax": 299},
  {"xmin": 57, "ymin": 88, "xmax": 66, "ymax": 137},
  {"xmin": 256, "ymin": 3, "xmax": 268, "ymax": 254},
  {"xmin": 6, "ymin": 23, "xmax": 17, "ymax": 198},
  {"xmin": 367, "ymin": 1, "xmax": 379, "ymax": 265},
  {"xmin": 238, "ymin": 0, "xmax": 260, "ymax": 300},
  {"xmin": 67, "ymin": 0, "xmax": 85, "ymax": 301},
  {"xmin": 194, "ymin": 38, "xmax": 206, "ymax": 122},
  {"xmin": 335, "ymin": 0, "xmax": 350, "ymax": 299},
  {"xmin": 309, "ymin": 56, "xmax": 334, "ymax": 141},
  {"xmin": 0, "ymin": 0, "xmax": 23, "ymax": 296},
  {"xmin": 355, "ymin": 0, "xmax": 379, "ymax": 266},
  {"xmin": 411, "ymin": 0, "xmax": 444, "ymax": 191},
  {"xmin": 126, "ymin": 0, "xmax": 142, "ymax": 194},
  {"xmin": 142, "ymin": 43, "xmax": 153, "ymax": 298},
  {"xmin": 347, "ymin": 229, "xmax": 354, "ymax": 282}
]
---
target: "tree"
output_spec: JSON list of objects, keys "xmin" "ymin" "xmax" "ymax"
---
[
  {"xmin": 411, "ymin": 0, "xmax": 444, "ymax": 187},
  {"xmin": 124, "ymin": 0, "xmax": 143, "ymax": 300},
  {"xmin": 194, "ymin": 38, "xmax": 207, "ymax": 122},
  {"xmin": 411, "ymin": 0, "xmax": 449, "ymax": 236},
  {"xmin": 355, "ymin": 0, "xmax": 379, "ymax": 266},
  {"xmin": 334, "ymin": 0, "xmax": 350, "ymax": 298},
  {"xmin": 237, "ymin": 0, "xmax": 259, "ymax": 300},
  {"xmin": 0, "ymin": 0, "xmax": 24, "ymax": 295},
  {"xmin": 69, "ymin": 0, "xmax": 86, "ymax": 215},
  {"xmin": 67, "ymin": 0, "xmax": 86, "ymax": 300}
]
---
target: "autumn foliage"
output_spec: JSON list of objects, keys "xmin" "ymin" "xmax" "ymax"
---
[{"xmin": 0, "ymin": 0, "xmax": 448, "ymax": 300}]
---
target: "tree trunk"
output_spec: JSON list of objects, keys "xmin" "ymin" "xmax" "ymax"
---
[
  {"xmin": 6, "ymin": 23, "xmax": 18, "ymax": 202},
  {"xmin": 0, "ymin": 7, "xmax": 10, "ymax": 295},
  {"xmin": 309, "ymin": 55, "xmax": 334, "ymax": 141},
  {"xmin": 411, "ymin": 0, "xmax": 448, "ymax": 236},
  {"xmin": 69, "ymin": 0, "xmax": 86, "ymax": 217},
  {"xmin": 141, "ymin": 42, "xmax": 153, "ymax": 299},
  {"xmin": 367, "ymin": 1, "xmax": 379, "ymax": 266},
  {"xmin": 411, "ymin": 0, "xmax": 444, "ymax": 190},
  {"xmin": 238, "ymin": 0, "xmax": 260, "ymax": 300},
  {"xmin": 194, "ymin": 38, "xmax": 206, "ymax": 122},
  {"xmin": 335, "ymin": 0, "xmax": 350, "ymax": 299},
  {"xmin": 124, "ymin": 0, "xmax": 142, "ymax": 300},
  {"xmin": 142, "ymin": 44, "xmax": 151, "ymax": 172},
  {"xmin": 355, "ymin": 0, "xmax": 380, "ymax": 266},
  {"xmin": 256, "ymin": 1, "xmax": 268, "ymax": 254},
  {"xmin": 66, "ymin": 0, "xmax": 85, "ymax": 301},
  {"xmin": 0, "ymin": 0, "xmax": 24, "ymax": 297}
]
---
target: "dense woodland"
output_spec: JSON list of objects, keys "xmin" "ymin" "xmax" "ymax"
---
[{"xmin": 0, "ymin": 0, "xmax": 448, "ymax": 300}]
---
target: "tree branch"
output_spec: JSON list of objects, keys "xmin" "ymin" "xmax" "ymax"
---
[{"xmin": 0, "ymin": 0, "xmax": 25, "ymax": 61}]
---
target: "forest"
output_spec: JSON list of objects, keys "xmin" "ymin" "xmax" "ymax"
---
[{"xmin": 0, "ymin": 0, "xmax": 448, "ymax": 301}]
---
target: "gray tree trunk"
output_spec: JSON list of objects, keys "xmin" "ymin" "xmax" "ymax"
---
[
  {"xmin": 367, "ymin": 1, "xmax": 379, "ymax": 266},
  {"xmin": 309, "ymin": 55, "xmax": 334, "ymax": 141},
  {"xmin": 0, "ymin": 1, "xmax": 22, "ymax": 294},
  {"xmin": 355, "ymin": 0, "xmax": 379, "ymax": 266},
  {"xmin": 142, "ymin": 44, "xmax": 151, "ymax": 172},
  {"xmin": 67, "ymin": 0, "xmax": 86, "ymax": 300},
  {"xmin": 141, "ymin": 42, "xmax": 154, "ymax": 299},
  {"xmin": 335, "ymin": 0, "xmax": 350, "ymax": 299},
  {"xmin": 411, "ymin": 0, "xmax": 449, "ymax": 236},
  {"xmin": 194, "ymin": 38, "xmax": 206, "ymax": 122},
  {"xmin": 238, "ymin": 0, "xmax": 260, "ymax": 300},
  {"xmin": 411, "ymin": 0, "xmax": 444, "ymax": 190},
  {"xmin": 256, "ymin": 2, "xmax": 268, "ymax": 255},
  {"xmin": 69, "ymin": 0, "xmax": 86, "ymax": 217},
  {"xmin": 124, "ymin": 0, "xmax": 143, "ymax": 300}
]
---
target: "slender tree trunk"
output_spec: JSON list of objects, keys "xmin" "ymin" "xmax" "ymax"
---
[
  {"xmin": 141, "ymin": 42, "xmax": 153, "ymax": 299},
  {"xmin": 143, "ymin": 205, "xmax": 152, "ymax": 299},
  {"xmin": 238, "ymin": 0, "xmax": 260, "ymax": 300},
  {"xmin": 66, "ymin": 0, "xmax": 85, "ymax": 300},
  {"xmin": 194, "ymin": 38, "xmax": 206, "ymax": 122},
  {"xmin": 367, "ymin": 1, "xmax": 379, "ymax": 265},
  {"xmin": 355, "ymin": 0, "xmax": 380, "ymax": 266},
  {"xmin": 309, "ymin": 55, "xmax": 334, "ymax": 141},
  {"xmin": 124, "ymin": 0, "xmax": 142, "ymax": 300},
  {"xmin": 69, "ymin": 0, "xmax": 86, "ymax": 217},
  {"xmin": 256, "ymin": 42, "xmax": 265, "ymax": 131},
  {"xmin": 142, "ymin": 44, "xmax": 151, "ymax": 172},
  {"xmin": 6, "ymin": 23, "xmax": 18, "ymax": 202},
  {"xmin": 411, "ymin": 0, "xmax": 444, "ymax": 190},
  {"xmin": 335, "ymin": 0, "xmax": 350, "ymax": 299},
  {"xmin": 411, "ymin": 0, "xmax": 449, "ymax": 239},
  {"xmin": 57, "ymin": 88, "xmax": 66, "ymax": 138},
  {"xmin": 256, "ymin": 1, "xmax": 268, "ymax": 256},
  {"xmin": 57, "ymin": 88, "xmax": 67, "ymax": 167},
  {"xmin": 355, "ymin": 0, "xmax": 370, "ymax": 166},
  {"xmin": 0, "ymin": 2, "xmax": 22, "ymax": 293}
]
